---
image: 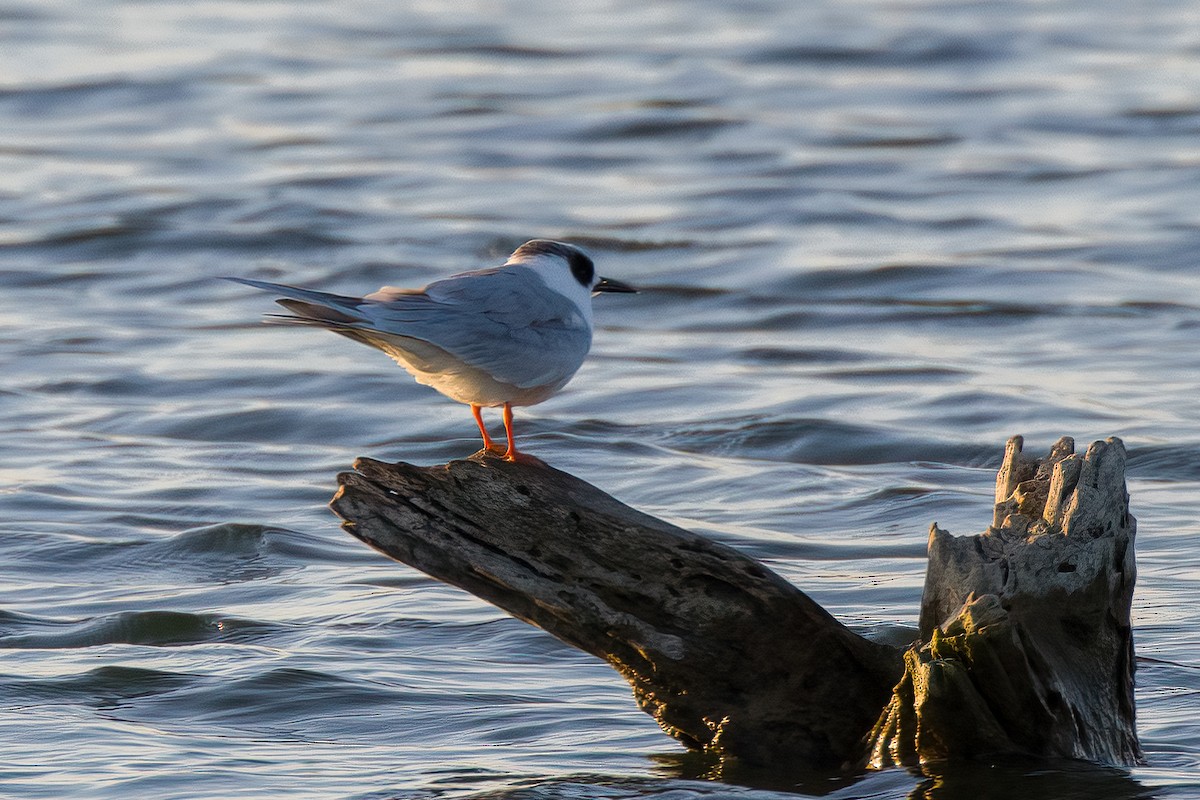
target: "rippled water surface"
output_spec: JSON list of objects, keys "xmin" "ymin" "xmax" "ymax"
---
[{"xmin": 4, "ymin": 1, "xmax": 1200, "ymax": 798}]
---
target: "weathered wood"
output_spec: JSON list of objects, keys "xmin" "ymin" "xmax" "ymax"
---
[
  {"xmin": 329, "ymin": 435, "xmax": 1140, "ymax": 769},
  {"xmin": 330, "ymin": 453, "xmax": 902, "ymax": 765},
  {"xmin": 864, "ymin": 436, "xmax": 1141, "ymax": 767}
]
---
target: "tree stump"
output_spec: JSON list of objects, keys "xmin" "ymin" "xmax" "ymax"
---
[
  {"xmin": 329, "ymin": 435, "xmax": 1140, "ymax": 769},
  {"xmin": 865, "ymin": 435, "xmax": 1141, "ymax": 767}
]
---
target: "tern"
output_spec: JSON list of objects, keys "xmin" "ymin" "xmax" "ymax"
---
[{"xmin": 226, "ymin": 239, "xmax": 635, "ymax": 461}]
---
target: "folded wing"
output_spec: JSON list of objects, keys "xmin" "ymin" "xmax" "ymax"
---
[
  {"xmin": 227, "ymin": 268, "xmax": 592, "ymax": 391},
  {"xmin": 364, "ymin": 268, "xmax": 592, "ymax": 390}
]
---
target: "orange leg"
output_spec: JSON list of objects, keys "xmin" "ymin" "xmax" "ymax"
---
[
  {"xmin": 502, "ymin": 402, "xmax": 518, "ymax": 461},
  {"xmin": 471, "ymin": 404, "xmax": 497, "ymax": 452}
]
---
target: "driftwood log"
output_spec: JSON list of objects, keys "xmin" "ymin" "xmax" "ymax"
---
[{"xmin": 330, "ymin": 435, "xmax": 1140, "ymax": 769}]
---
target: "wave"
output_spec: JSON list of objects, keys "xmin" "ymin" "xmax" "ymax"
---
[{"xmin": 0, "ymin": 609, "xmax": 277, "ymax": 649}]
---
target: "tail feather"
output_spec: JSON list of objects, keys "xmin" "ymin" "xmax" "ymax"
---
[
  {"xmin": 223, "ymin": 276, "xmax": 365, "ymax": 310},
  {"xmin": 226, "ymin": 275, "xmax": 441, "ymax": 365},
  {"xmin": 273, "ymin": 298, "xmax": 363, "ymax": 326},
  {"xmin": 223, "ymin": 276, "xmax": 368, "ymax": 326}
]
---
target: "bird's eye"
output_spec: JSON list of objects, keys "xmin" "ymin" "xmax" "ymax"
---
[{"xmin": 569, "ymin": 252, "xmax": 595, "ymax": 288}]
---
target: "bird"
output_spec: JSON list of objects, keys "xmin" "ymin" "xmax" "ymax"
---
[{"xmin": 225, "ymin": 239, "xmax": 636, "ymax": 461}]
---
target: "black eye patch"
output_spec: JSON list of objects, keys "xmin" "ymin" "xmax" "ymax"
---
[{"xmin": 568, "ymin": 251, "xmax": 595, "ymax": 288}]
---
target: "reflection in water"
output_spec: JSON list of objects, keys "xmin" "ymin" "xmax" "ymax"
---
[
  {"xmin": 909, "ymin": 760, "xmax": 1157, "ymax": 800},
  {"xmin": 649, "ymin": 754, "xmax": 1158, "ymax": 800}
]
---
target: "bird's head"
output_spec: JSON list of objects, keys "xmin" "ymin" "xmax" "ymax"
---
[{"xmin": 508, "ymin": 240, "xmax": 637, "ymax": 314}]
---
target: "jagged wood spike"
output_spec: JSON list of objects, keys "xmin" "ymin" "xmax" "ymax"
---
[{"xmin": 877, "ymin": 436, "xmax": 1141, "ymax": 767}]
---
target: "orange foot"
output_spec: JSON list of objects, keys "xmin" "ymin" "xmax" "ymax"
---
[
  {"xmin": 471, "ymin": 404, "xmax": 506, "ymax": 455},
  {"xmin": 502, "ymin": 449, "xmax": 544, "ymax": 465},
  {"xmin": 472, "ymin": 402, "xmax": 543, "ymax": 464}
]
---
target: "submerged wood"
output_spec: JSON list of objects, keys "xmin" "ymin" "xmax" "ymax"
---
[
  {"xmin": 331, "ymin": 453, "xmax": 901, "ymax": 765},
  {"xmin": 330, "ymin": 435, "xmax": 1140, "ymax": 768}
]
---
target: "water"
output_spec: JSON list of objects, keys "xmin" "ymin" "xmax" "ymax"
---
[{"xmin": 2, "ymin": 0, "xmax": 1200, "ymax": 797}]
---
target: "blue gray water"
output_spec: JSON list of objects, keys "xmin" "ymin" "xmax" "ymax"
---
[{"xmin": 3, "ymin": 1, "xmax": 1200, "ymax": 798}]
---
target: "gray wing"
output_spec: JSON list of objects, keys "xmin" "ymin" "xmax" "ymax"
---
[{"xmin": 361, "ymin": 267, "xmax": 593, "ymax": 390}]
